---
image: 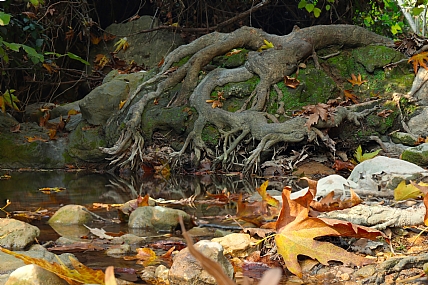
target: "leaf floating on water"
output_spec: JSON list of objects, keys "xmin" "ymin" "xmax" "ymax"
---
[{"xmin": 38, "ymin": 187, "xmax": 66, "ymax": 194}]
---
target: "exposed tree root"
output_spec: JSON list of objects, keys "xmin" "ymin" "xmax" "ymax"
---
[{"xmin": 100, "ymin": 25, "xmax": 393, "ymax": 171}]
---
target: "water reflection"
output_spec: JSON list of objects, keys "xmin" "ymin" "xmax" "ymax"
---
[{"xmin": 0, "ymin": 170, "xmax": 291, "ymax": 215}]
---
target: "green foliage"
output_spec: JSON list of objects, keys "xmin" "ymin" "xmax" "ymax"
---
[
  {"xmin": 353, "ymin": 0, "xmax": 404, "ymax": 37},
  {"xmin": 354, "ymin": 145, "xmax": 381, "ymax": 163},
  {"xmin": 0, "ymin": 89, "xmax": 19, "ymax": 113},
  {"xmin": 298, "ymin": 0, "xmax": 334, "ymax": 18}
]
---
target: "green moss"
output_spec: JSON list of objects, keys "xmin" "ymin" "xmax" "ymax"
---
[
  {"xmin": 201, "ymin": 124, "xmax": 220, "ymax": 146},
  {"xmin": 174, "ymin": 55, "xmax": 191, "ymax": 67},
  {"xmin": 212, "ymin": 48, "xmax": 249, "ymax": 68}
]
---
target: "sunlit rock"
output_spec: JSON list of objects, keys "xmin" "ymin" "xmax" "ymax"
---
[
  {"xmin": 48, "ymin": 204, "xmax": 92, "ymax": 225},
  {"xmin": 0, "ymin": 219, "xmax": 40, "ymax": 250}
]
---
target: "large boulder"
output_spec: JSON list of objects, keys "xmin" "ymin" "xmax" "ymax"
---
[{"xmin": 0, "ymin": 219, "xmax": 40, "ymax": 250}]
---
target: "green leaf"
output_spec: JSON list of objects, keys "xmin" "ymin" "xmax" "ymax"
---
[
  {"xmin": 326, "ymin": 5, "xmax": 331, "ymax": 11},
  {"xmin": 298, "ymin": 0, "xmax": 307, "ymax": 9},
  {"xmin": 411, "ymin": 7, "xmax": 424, "ymax": 16},
  {"xmin": 66, "ymin": 52, "xmax": 90, "ymax": 65},
  {"xmin": 313, "ymin": 7, "xmax": 321, "ymax": 17},
  {"xmin": 22, "ymin": 45, "xmax": 44, "ymax": 64},
  {"xmin": 305, "ymin": 3, "xmax": 314, "ymax": 12},
  {"xmin": 354, "ymin": 145, "xmax": 381, "ymax": 163},
  {"xmin": 3, "ymin": 42, "xmax": 21, "ymax": 52},
  {"xmin": 391, "ymin": 23, "xmax": 402, "ymax": 35},
  {"xmin": 0, "ymin": 46, "xmax": 9, "ymax": 64},
  {"xmin": 2, "ymin": 89, "xmax": 20, "ymax": 111},
  {"xmin": 44, "ymin": 51, "xmax": 63, "ymax": 57},
  {"xmin": 0, "ymin": 12, "xmax": 11, "ymax": 26}
]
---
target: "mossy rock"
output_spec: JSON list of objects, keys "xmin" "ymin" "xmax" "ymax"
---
[{"xmin": 67, "ymin": 121, "xmax": 107, "ymax": 162}]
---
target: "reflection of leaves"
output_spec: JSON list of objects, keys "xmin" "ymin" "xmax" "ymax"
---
[
  {"xmin": 409, "ymin": 51, "xmax": 428, "ymax": 74},
  {"xmin": 38, "ymin": 187, "xmax": 65, "ymax": 194},
  {"xmin": 0, "ymin": 247, "xmax": 105, "ymax": 285},
  {"xmin": 347, "ymin": 73, "xmax": 367, "ymax": 86},
  {"xmin": 354, "ymin": 145, "xmax": 380, "ymax": 163},
  {"xmin": 274, "ymin": 187, "xmax": 385, "ymax": 278}
]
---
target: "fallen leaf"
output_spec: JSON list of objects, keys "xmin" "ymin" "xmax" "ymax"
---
[
  {"xmin": 10, "ymin": 124, "xmax": 20, "ymax": 133},
  {"xmin": 377, "ymin": 109, "xmax": 393, "ymax": 118},
  {"xmin": 274, "ymin": 187, "xmax": 383, "ymax": 278},
  {"xmin": 83, "ymin": 225, "xmax": 114, "ymax": 240},
  {"xmin": 26, "ymin": 136, "xmax": 48, "ymax": 142},
  {"xmin": 114, "ymin": 37, "xmax": 129, "ymax": 53},
  {"xmin": 354, "ymin": 145, "xmax": 380, "ymax": 163},
  {"xmin": 347, "ymin": 73, "xmax": 367, "ymax": 86},
  {"xmin": 226, "ymin": 49, "xmax": 242, "ymax": 56},
  {"xmin": 408, "ymin": 51, "xmax": 428, "ymax": 74},
  {"xmin": 332, "ymin": 160, "xmax": 355, "ymax": 171},
  {"xmin": 284, "ymin": 76, "xmax": 300, "ymax": 89},
  {"xmin": 394, "ymin": 180, "xmax": 422, "ymax": 201},
  {"xmin": 119, "ymin": 100, "xmax": 126, "ymax": 110},
  {"xmin": 410, "ymin": 181, "xmax": 428, "ymax": 195},
  {"xmin": 343, "ymin": 90, "xmax": 359, "ymax": 104},
  {"xmin": 0, "ymin": 247, "xmax": 105, "ymax": 285},
  {"xmin": 257, "ymin": 180, "xmax": 280, "ymax": 207},
  {"xmin": 38, "ymin": 187, "xmax": 65, "ymax": 194},
  {"xmin": 310, "ymin": 189, "xmax": 362, "ymax": 212},
  {"xmin": 258, "ymin": 39, "xmax": 274, "ymax": 52}
]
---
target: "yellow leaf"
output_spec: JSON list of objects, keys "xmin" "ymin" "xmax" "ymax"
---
[
  {"xmin": 114, "ymin": 37, "xmax": 129, "ymax": 53},
  {"xmin": 258, "ymin": 39, "xmax": 274, "ymax": 52},
  {"xmin": 354, "ymin": 145, "xmax": 380, "ymax": 163},
  {"xmin": 0, "ymin": 248, "xmax": 105, "ymax": 285},
  {"xmin": 0, "ymin": 96, "xmax": 5, "ymax": 113},
  {"xmin": 394, "ymin": 180, "xmax": 422, "ymax": 201},
  {"xmin": 257, "ymin": 180, "xmax": 280, "ymax": 207},
  {"xmin": 119, "ymin": 100, "xmax": 126, "ymax": 110}
]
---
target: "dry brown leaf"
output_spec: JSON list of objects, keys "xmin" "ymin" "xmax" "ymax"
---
[
  {"xmin": 347, "ymin": 73, "xmax": 367, "ymax": 86},
  {"xmin": 105, "ymin": 266, "xmax": 117, "ymax": 285},
  {"xmin": 274, "ymin": 187, "xmax": 385, "ymax": 278},
  {"xmin": 344, "ymin": 90, "xmax": 359, "ymax": 104},
  {"xmin": 284, "ymin": 76, "xmax": 300, "ymax": 89}
]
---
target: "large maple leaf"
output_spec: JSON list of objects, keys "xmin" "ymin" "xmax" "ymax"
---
[
  {"xmin": 408, "ymin": 51, "xmax": 428, "ymax": 74},
  {"xmin": 274, "ymin": 187, "xmax": 386, "ymax": 278}
]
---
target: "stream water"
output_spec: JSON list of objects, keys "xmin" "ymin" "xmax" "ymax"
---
[{"xmin": 0, "ymin": 169, "xmax": 284, "ymax": 283}]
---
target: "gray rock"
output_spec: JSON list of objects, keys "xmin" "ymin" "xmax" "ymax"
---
[
  {"xmin": 0, "ymin": 219, "xmax": 40, "ymax": 250},
  {"xmin": 348, "ymin": 156, "xmax": 427, "ymax": 191},
  {"xmin": 168, "ymin": 240, "xmax": 233, "ymax": 285},
  {"xmin": 128, "ymin": 206, "xmax": 191, "ymax": 231},
  {"xmin": 0, "ymin": 245, "xmax": 75, "ymax": 274},
  {"xmin": 79, "ymin": 77, "xmax": 129, "ymax": 125},
  {"xmin": 48, "ymin": 205, "xmax": 92, "ymax": 225},
  {"xmin": 66, "ymin": 121, "xmax": 107, "ymax": 162},
  {"xmin": 316, "ymin": 174, "xmax": 359, "ymax": 199},
  {"xmin": 401, "ymin": 143, "xmax": 428, "ymax": 166},
  {"xmin": 390, "ymin": 131, "xmax": 419, "ymax": 146},
  {"xmin": 90, "ymin": 16, "xmax": 185, "ymax": 69},
  {"xmin": 5, "ymin": 264, "xmax": 68, "ymax": 285},
  {"xmin": 105, "ymin": 244, "xmax": 131, "ymax": 257},
  {"xmin": 407, "ymin": 106, "xmax": 428, "ymax": 136}
]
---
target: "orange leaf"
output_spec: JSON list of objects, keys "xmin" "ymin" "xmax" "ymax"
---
[
  {"xmin": 90, "ymin": 33, "xmax": 101, "ymax": 45},
  {"xmin": 275, "ymin": 187, "xmax": 384, "ymax": 278},
  {"xmin": 48, "ymin": 128, "xmax": 57, "ymax": 140},
  {"xmin": 347, "ymin": 73, "xmax": 367, "ymax": 86},
  {"xmin": 118, "ymin": 100, "xmax": 126, "ymax": 110},
  {"xmin": 343, "ymin": 90, "xmax": 359, "ymax": 104},
  {"xmin": 284, "ymin": 76, "xmax": 300, "ymax": 89},
  {"xmin": 0, "ymin": 247, "xmax": 105, "ymax": 285},
  {"xmin": 26, "ymin": 136, "xmax": 48, "ymax": 142},
  {"xmin": 424, "ymin": 194, "xmax": 428, "ymax": 226},
  {"xmin": 409, "ymin": 51, "xmax": 428, "ymax": 74},
  {"xmin": 236, "ymin": 193, "xmax": 269, "ymax": 227}
]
